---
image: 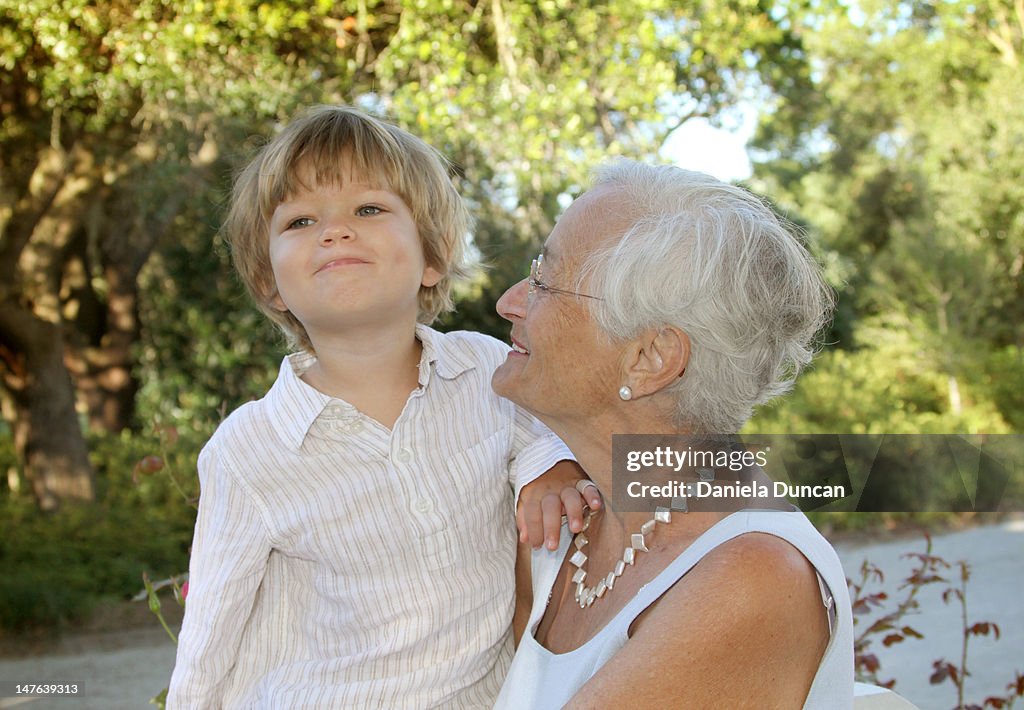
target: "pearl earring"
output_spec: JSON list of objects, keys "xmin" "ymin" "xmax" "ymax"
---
[{"xmin": 618, "ymin": 386, "xmax": 632, "ymax": 401}]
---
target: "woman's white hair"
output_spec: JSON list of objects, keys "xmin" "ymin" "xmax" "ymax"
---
[{"xmin": 578, "ymin": 159, "xmax": 834, "ymax": 433}]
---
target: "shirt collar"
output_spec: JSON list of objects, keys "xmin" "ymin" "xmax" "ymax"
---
[
  {"xmin": 265, "ymin": 352, "xmax": 339, "ymax": 452},
  {"xmin": 415, "ymin": 324, "xmax": 477, "ymax": 386},
  {"xmin": 267, "ymin": 326, "xmax": 478, "ymax": 452}
]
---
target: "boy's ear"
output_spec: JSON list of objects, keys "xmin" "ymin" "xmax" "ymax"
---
[
  {"xmin": 269, "ymin": 291, "xmax": 289, "ymax": 312},
  {"xmin": 622, "ymin": 327, "xmax": 690, "ymax": 397},
  {"xmin": 421, "ymin": 265, "xmax": 443, "ymax": 288}
]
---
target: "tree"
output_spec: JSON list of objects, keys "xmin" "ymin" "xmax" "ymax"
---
[
  {"xmin": 2, "ymin": 0, "xmax": 810, "ymax": 509},
  {"xmin": 748, "ymin": 0, "xmax": 1024, "ymax": 430},
  {"xmin": 0, "ymin": 0, "xmax": 345, "ymax": 508}
]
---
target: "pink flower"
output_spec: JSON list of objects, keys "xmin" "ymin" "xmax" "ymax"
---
[
  {"xmin": 132, "ymin": 455, "xmax": 165, "ymax": 484},
  {"xmin": 137, "ymin": 455, "xmax": 164, "ymax": 474},
  {"xmin": 180, "ymin": 581, "xmax": 189, "ymax": 601}
]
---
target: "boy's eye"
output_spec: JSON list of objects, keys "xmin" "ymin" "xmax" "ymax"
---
[
  {"xmin": 356, "ymin": 205, "xmax": 383, "ymax": 217},
  {"xmin": 286, "ymin": 216, "xmax": 314, "ymax": 230}
]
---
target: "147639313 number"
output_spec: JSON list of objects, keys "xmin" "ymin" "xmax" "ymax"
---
[{"xmin": 5, "ymin": 683, "xmax": 82, "ymax": 696}]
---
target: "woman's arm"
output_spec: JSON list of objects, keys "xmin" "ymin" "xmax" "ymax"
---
[
  {"xmin": 565, "ymin": 533, "xmax": 830, "ymax": 709},
  {"xmin": 512, "ymin": 539, "xmax": 535, "ymax": 647}
]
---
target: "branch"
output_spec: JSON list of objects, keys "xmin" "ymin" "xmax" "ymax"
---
[
  {"xmin": 490, "ymin": 0, "xmax": 522, "ymax": 86},
  {"xmin": 591, "ymin": 95, "xmax": 617, "ymax": 148},
  {"xmin": 0, "ymin": 296, "xmax": 49, "ymax": 358},
  {"xmin": 0, "ymin": 147, "xmax": 69, "ymax": 288},
  {"xmin": 655, "ymin": 107, "xmax": 712, "ymax": 147},
  {"xmin": 986, "ymin": 27, "xmax": 1019, "ymax": 66},
  {"xmin": 984, "ymin": 0, "xmax": 1020, "ymax": 68},
  {"xmin": 354, "ymin": 0, "xmax": 377, "ymax": 69}
]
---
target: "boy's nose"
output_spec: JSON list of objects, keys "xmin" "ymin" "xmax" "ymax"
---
[
  {"xmin": 496, "ymin": 278, "xmax": 528, "ymax": 322},
  {"xmin": 319, "ymin": 220, "xmax": 354, "ymax": 245}
]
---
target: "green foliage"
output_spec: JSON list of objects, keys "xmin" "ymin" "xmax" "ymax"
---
[
  {"xmin": 134, "ymin": 207, "xmax": 284, "ymax": 435},
  {"xmin": 982, "ymin": 348, "xmax": 1024, "ymax": 431},
  {"xmin": 2, "ymin": 0, "xmax": 1021, "ymax": 648},
  {"xmin": 748, "ymin": 322, "xmax": 1016, "ymax": 435},
  {"xmin": 71, "ymin": 0, "xmax": 807, "ymax": 424},
  {"xmin": 749, "ymin": 0, "xmax": 1024, "ymax": 409},
  {"xmin": 0, "ymin": 429, "xmax": 199, "ymax": 633},
  {"xmin": 0, "ymin": 500, "xmax": 190, "ymax": 633},
  {"xmin": 747, "ymin": 309, "xmax": 1022, "ymax": 525}
]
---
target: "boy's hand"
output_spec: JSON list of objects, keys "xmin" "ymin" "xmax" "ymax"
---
[{"xmin": 517, "ymin": 460, "xmax": 602, "ymax": 551}]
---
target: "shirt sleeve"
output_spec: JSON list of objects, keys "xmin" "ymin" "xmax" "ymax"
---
[
  {"xmin": 507, "ymin": 404, "xmax": 575, "ymax": 502},
  {"xmin": 166, "ymin": 442, "xmax": 273, "ymax": 709}
]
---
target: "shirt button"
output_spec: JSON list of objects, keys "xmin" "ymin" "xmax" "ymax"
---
[
  {"xmin": 395, "ymin": 448, "xmax": 412, "ymax": 463},
  {"xmin": 414, "ymin": 498, "xmax": 432, "ymax": 513},
  {"xmin": 346, "ymin": 420, "xmax": 363, "ymax": 434},
  {"xmin": 326, "ymin": 405, "xmax": 343, "ymax": 417}
]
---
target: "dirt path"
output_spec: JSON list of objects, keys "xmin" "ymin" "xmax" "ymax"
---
[
  {"xmin": 0, "ymin": 626, "xmax": 176, "ymax": 710},
  {"xmin": 2, "ymin": 519, "xmax": 1022, "ymax": 710}
]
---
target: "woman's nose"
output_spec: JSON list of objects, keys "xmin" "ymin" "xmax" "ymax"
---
[{"xmin": 496, "ymin": 278, "xmax": 529, "ymax": 322}]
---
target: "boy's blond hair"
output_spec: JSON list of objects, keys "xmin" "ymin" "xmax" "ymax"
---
[{"xmin": 224, "ymin": 105, "xmax": 473, "ymax": 353}]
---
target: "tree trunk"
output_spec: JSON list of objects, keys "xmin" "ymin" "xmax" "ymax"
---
[
  {"xmin": 936, "ymin": 296, "xmax": 963, "ymax": 416},
  {"xmin": 947, "ymin": 374, "xmax": 963, "ymax": 417},
  {"xmin": 73, "ymin": 337, "xmax": 139, "ymax": 432},
  {"xmin": 0, "ymin": 143, "xmax": 100, "ymax": 510},
  {"xmin": 0, "ymin": 305, "xmax": 95, "ymax": 511},
  {"xmin": 61, "ymin": 224, "xmax": 141, "ymax": 433}
]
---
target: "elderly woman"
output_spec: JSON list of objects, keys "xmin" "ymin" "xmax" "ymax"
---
[{"xmin": 490, "ymin": 160, "xmax": 854, "ymax": 709}]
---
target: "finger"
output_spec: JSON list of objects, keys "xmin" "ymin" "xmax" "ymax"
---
[
  {"xmin": 561, "ymin": 488, "xmax": 586, "ymax": 533},
  {"xmin": 515, "ymin": 503, "xmax": 528, "ymax": 544},
  {"xmin": 520, "ymin": 497, "xmax": 545, "ymax": 548},
  {"xmin": 584, "ymin": 483, "xmax": 603, "ymax": 511},
  {"xmin": 541, "ymin": 493, "xmax": 563, "ymax": 550}
]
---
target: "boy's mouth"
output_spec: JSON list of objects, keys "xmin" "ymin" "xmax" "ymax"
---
[{"xmin": 316, "ymin": 257, "xmax": 370, "ymax": 273}]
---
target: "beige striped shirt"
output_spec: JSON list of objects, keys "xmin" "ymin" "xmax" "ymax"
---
[{"xmin": 167, "ymin": 326, "xmax": 571, "ymax": 709}]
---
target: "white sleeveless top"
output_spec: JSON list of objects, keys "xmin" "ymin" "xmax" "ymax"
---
[{"xmin": 493, "ymin": 510, "xmax": 854, "ymax": 709}]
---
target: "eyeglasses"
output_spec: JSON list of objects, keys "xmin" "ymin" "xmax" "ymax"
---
[{"xmin": 528, "ymin": 254, "xmax": 603, "ymax": 301}]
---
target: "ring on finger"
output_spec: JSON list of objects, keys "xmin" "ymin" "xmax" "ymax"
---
[{"xmin": 575, "ymin": 479, "xmax": 599, "ymax": 495}]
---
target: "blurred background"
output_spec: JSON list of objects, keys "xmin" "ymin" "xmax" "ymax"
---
[{"xmin": 1, "ymin": 0, "xmax": 1021, "ymax": 706}]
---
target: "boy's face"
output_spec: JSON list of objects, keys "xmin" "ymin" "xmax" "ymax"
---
[{"xmin": 267, "ymin": 162, "xmax": 441, "ymax": 340}]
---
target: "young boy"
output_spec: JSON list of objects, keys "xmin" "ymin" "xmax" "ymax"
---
[{"xmin": 167, "ymin": 106, "xmax": 594, "ymax": 708}]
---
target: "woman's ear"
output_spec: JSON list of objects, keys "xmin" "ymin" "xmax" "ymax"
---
[{"xmin": 622, "ymin": 327, "xmax": 690, "ymax": 397}]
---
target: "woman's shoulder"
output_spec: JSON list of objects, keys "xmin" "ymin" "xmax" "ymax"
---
[
  {"xmin": 690, "ymin": 528, "xmax": 825, "ymax": 608},
  {"xmin": 675, "ymin": 512, "xmax": 844, "ymax": 628},
  {"xmin": 631, "ymin": 513, "xmax": 835, "ymax": 643},
  {"xmin": 568, "ymin": 519, "xmax": 836, "ymax": 708},
  {"xmin": 697, "ymin": 510, "xmax": 845, "ymax": 581}
]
